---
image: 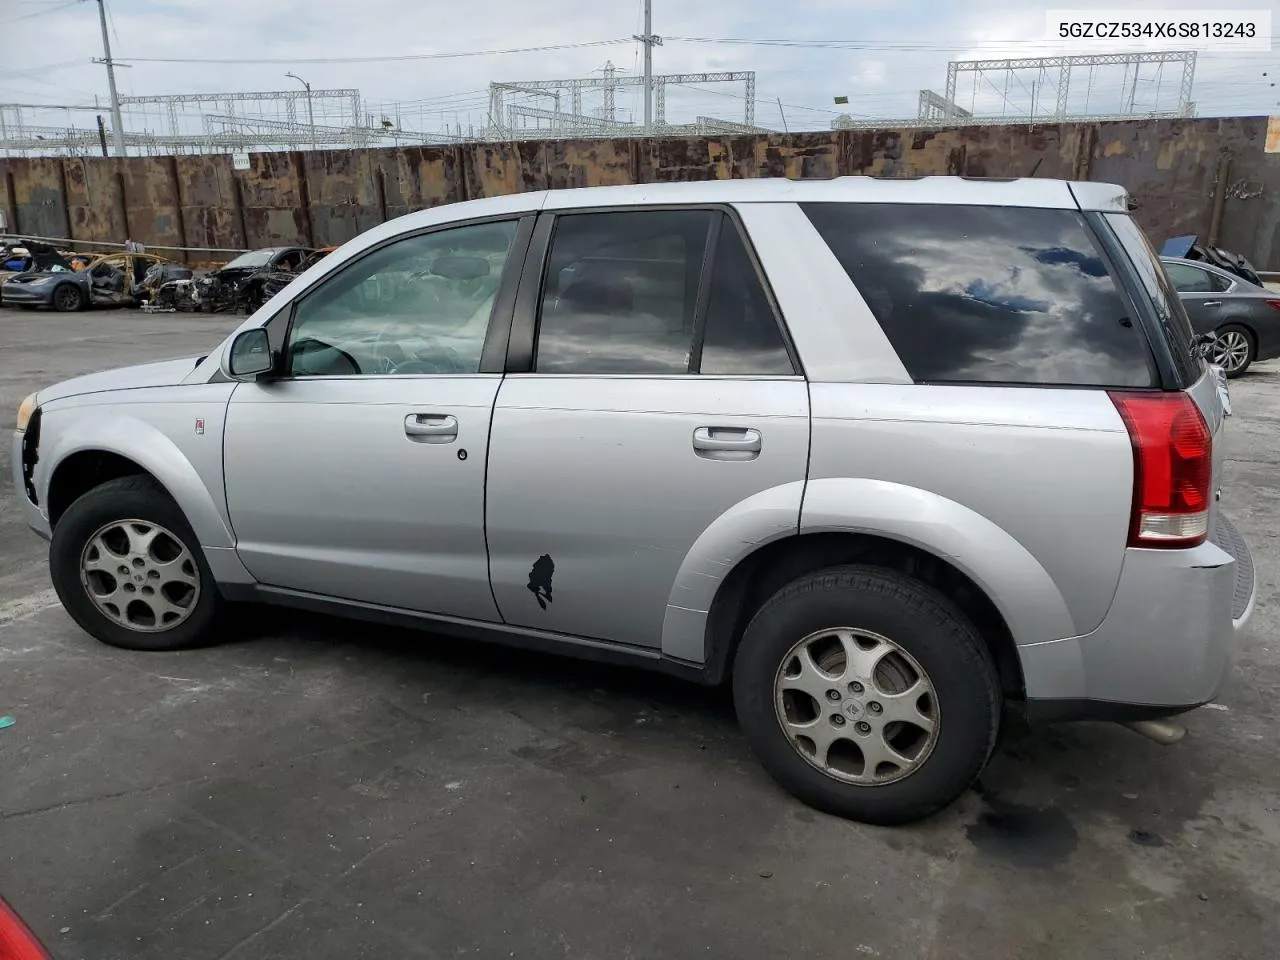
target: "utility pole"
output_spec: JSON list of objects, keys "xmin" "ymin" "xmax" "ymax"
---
[
  {"xmin": 95, "ymin": 0, "xmax": 127, "ymax": 156},
  {"xmin": 286, "ymin": 73, "xmax": 316, "ymax": 150},
  {"xmin": 634, "ymin": 0, "xmax": 662, "ymax": 134}
]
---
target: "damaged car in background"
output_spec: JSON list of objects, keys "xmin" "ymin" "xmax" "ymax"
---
[
  {"xmin": 2, "ymin": 251, "xmax": 174, "ymax": 311},
  {"xmin": 135, "ymin": 261, "xmax": 196, "ymax": 312},
  {"xmin": 191, "ymin": 246, "xmax": 315, "ymax": 313},
  {"xmin": 1161, "ymin": 234, "xmax": 1264, "ymax": 288},
  {"xmin": 144, "ymin": 246, "xmax": 333, "ymax": 314},
  {"xmin": 1, "ymin": 239, "xmax": 78, "ymax": 302}
]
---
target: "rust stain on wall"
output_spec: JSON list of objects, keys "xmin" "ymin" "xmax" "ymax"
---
[{"xmin": 1, "ymin": 116, "xmax": 1276, "ymax": 267}]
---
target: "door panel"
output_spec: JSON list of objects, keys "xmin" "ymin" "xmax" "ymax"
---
[
  {"xmin": 486, "ymin": 377, "xmax": 809, "ymax": 648},
  {"xmin": 486, "ymin": 207, "xmax": 808, "ymax": 650},
  {"xmin": 225, "ymin": 377, "xmax": 501, "ymax": 619},
  {"xmin": 223, "ymin": 216, "xmax": 528, "ymax": 621},
  {"xmin": 1178, "ymin": 293, "xmax": 1226, "ymax": 336},
  {"xmin": 87, "ymin": 255, "xmax": 131, "ymax": 305}
]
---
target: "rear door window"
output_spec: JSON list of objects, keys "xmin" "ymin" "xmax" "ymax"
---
[
  {"xmin": 698, "ymin": 222, "xmax": 795, "ymax": 376},
  {"xmin": 534, "ymin": 210, "xmax": 713, "ymax": 374},
  {"xmin": 1164, "ymin": 262, "xmax": 1227, "ymax": 293},
  {"xmin": 801, "ymin": 203, "xmax": 1157, "ymax": 388}
]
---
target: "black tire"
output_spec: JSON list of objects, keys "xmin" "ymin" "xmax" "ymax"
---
[
  {"xmin": 49, "ymin": 475, "xmax": 225, "ymax": 651},
  {"xmin": 51, "ymin": 283, "xmax": 85, "ymax": 313},
  {"xmin": 733, "ymin": 564, "xmax": 1001, "ymax": 826},
  {"xmin": 1213, "ymin": 323, "xmax": 1255, "ymax": 378}
]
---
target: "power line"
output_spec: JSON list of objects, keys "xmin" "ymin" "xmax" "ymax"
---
[
  {"xmin": 8, "ymin": 0, "xmax": 81, "ymax": 23},
  {"xmin": 115, "ymin": 38, "xmax": 632, "ymax": 66},
  {"xmin": 665, "ymin": 35, "xmax": 1280, "ymax": 51}
]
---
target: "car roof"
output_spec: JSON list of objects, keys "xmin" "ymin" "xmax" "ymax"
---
[
  {"xmin": 343, "ymin": 176, "xmax": 1126, "ymax": 255},
  {"xmin": 538, "ymin": 176, "xmax": 1124, "ymax": 212}
]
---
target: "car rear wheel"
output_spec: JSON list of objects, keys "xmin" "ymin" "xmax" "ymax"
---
[
  {"xmin": 1211, "ymin": 323, "xmax": 1255, "ymax": 378},
  {"xmin": 50, "ymin": 475, "xmax": 225, "ymax": 651},
  {"xmin": 51, "ymin": 283, "xmax": 85, "ymax": 312},
  {"xmin": 732, "ymin": 564, "xmax": 1001, "ymax": 826}
]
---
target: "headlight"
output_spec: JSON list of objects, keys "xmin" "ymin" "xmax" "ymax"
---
[
  {"xmin": 16, "ymin": 393, "xmax": 37, "ymax": 432},
  {"xmin": 24, "ymin": 275, "xmax": 55, "ymax": 286}
]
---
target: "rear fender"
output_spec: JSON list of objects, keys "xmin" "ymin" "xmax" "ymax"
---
[
  {"xmin": 800, "ymin": 478, "xmax": 1076, "ymax": 647},
  {"xmin": 659, "ymin": 481, "xmax": 805, "ymax": 662}
]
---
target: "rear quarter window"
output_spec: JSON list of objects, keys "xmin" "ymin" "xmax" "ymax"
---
[
  {"xmin": 1102, "ymin": 213, "xmax": 1202, "ymax": 386},
  {"xmin": 801, "ymin": 203, "xmax": 1157, "ymax": 388}
]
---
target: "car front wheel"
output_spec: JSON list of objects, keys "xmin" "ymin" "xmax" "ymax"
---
[
  {"xmin": 733, "ymin": 565, "xmax": 1001, "ymax": 826},
  {"xmin": 52, "ymin": 283, "xmax": 85, "ymax": 312},
  {"xmin": 49, "ymin": 475, "xmax": 225, "ymax": 651}
]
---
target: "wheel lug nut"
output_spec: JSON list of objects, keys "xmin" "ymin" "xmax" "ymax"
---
[
  {"xmin": 868, "ymin": 702, "xmax": 882, "ymax": 714},
  {"xmin": 850, "ymin": 682, "xmax": 864, "ymax": 694},
  {"xmin": 831, "ymin": 714, "xmax": 846, "ymax": 726},
  {"xmin": 856, "ymin": 721, "xmax": 871, "ymax": 733},
  {"xmin": 826, "ymin": 689, "xmax": 841, "ymax": 701}
]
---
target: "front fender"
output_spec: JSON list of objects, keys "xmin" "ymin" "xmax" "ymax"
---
[
  {"xmin": 660, "ymin": 481, "xmax": 805, "ymax": 662},
  {"xmin": 39, "ymin": 410, "xmax": 234, "ymax": 549},
  {"xmin": 801, "ymin": 478, "xmax": 1076, "ymax": 647}
]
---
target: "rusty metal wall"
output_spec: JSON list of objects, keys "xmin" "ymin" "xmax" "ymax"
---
[{"xmin": 3, "ymin": 116, "xmax": 1277, "ymax": 266}]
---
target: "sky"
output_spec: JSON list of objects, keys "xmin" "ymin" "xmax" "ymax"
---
[{"xmin": 1, "ymin": 0, "xmax": 1277, "ymax": 144}]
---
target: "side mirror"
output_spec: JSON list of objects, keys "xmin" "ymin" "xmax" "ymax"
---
[{"xmin": 222, "ymin": 327, "xmax": 275, "ymax": 380}]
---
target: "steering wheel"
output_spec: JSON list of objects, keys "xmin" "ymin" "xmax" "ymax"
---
[
  {"xmin": 368, "ymin": 321, "xmax": 410, "ymax": 374},
  {"xmin": 369, "ymin": 321, "xmax": 467, "ymax": 375},
  {"xmin": 395, "ymin": 337, "xmax": 467, "ymax": 374}
]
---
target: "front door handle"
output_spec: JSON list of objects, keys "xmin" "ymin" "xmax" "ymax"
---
[
  {"xmin": 693, "ymin": 426, "xmax": 761, "ymax": 460},
  {"xmin": 1203, "ymin": 300, "xmax": 1223, "ymax": 307},
  {"xmin": 404, "ymin": 413, "xmax": 458, "ymax": 443}
]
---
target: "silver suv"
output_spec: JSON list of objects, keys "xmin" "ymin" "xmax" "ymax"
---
[{"xmin": 12, "ymin": 178, "xmax": 1255, "ymax": 825}]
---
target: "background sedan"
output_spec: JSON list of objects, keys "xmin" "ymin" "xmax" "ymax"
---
[{"xmin": 1161, "ymin": 255, "xmax": 1280, "ymax": 377}]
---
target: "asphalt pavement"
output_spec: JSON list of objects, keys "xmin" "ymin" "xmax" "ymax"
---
[{"xmin": 2, "ymin": 306, "xmax": 1278, "ymax": 960}]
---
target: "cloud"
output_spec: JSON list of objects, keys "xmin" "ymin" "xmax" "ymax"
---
[{"xmin": 2, "ymin": 0, "xmax": 1273, "ymax": 144}]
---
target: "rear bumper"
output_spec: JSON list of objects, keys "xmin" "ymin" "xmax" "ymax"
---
[{"xmin": 1020, "ymin": 512, "xmax": 1254, "ymax": 723}]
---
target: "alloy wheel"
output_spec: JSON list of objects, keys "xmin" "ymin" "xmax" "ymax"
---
[
  {"xmin": 54, "ymin": 286, "xmax": 81, "ymax": 311},
  {"xmin": 79, "ymin": 519, "xmax": 201, "ymax": 632},
  {"xmin": 1212, "ymin": 330, "xmax": 1251, "ymax": 374},
  {"xmin": 774, "ymin": 627, "xmax": 940, "ymax": 785}
]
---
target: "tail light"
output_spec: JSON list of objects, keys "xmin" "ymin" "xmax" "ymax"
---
[
  {"xmin": 1266, "ymin": 300, "xmax": 1280, "ymax": 312},
  {"xmin": 0, "ymin": 898, "xmax": 51, "ymax": 960},
  {"xmin": 1109, "ymin": 391, "xmax": 1212, "ymax": 548}
]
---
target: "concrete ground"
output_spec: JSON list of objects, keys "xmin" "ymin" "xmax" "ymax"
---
[{"xmin": 1, "ymin": 306, "xmax": 1278, "ymax": 960}]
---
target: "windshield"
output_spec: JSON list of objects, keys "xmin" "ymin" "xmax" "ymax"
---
[{"xmin": 221, "ymin": 250, "xmax": 275, "ymax": 270}]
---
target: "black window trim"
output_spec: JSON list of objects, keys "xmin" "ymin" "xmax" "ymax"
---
[
  {"xmin": 503, "ymin": 202, "xmax": 803, "ymax": 378},
  {"xmin": 239, "ymin": 212, "xmax": 536, "ymax": 381},
  {"xmin": 1088, "ymin": 212, "xmax": 1193, "ymax": 390}
]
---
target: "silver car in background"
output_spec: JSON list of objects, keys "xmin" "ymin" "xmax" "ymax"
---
[{"xmin": 12, "ymin": 177, "xmax": 1255, "ymax": 825}]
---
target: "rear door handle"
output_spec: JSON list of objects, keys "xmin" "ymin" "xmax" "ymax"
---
[
  {"xmin": 404, "ymin": 413, "xmax": 458, "ymax": 443},
  {"xmin": 1203, "ymin": 300, "xmax": 1223, "ymax": 307},
  {"xmin": 693, "ymin": 426, "xmax": 761, "ymax": 460}
]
